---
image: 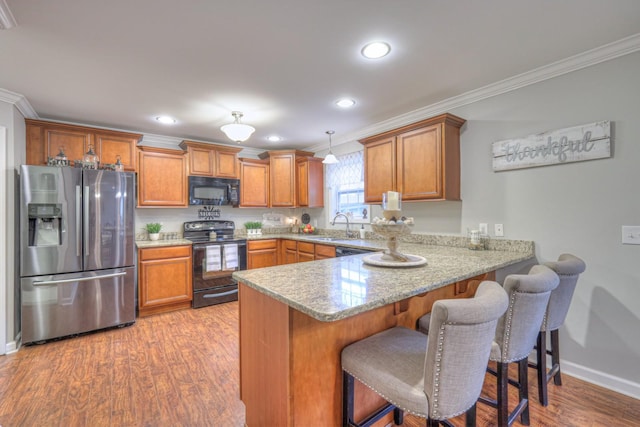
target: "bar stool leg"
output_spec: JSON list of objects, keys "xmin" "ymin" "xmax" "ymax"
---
[
  {"xmin": 551, "ymin": 329, "xmax": 562, "ymax": 386},
  {"xmin": 518, "ymin": 358, "xmax": 530, "ymax": 426},
  {"xmin": 497, "ymin": 362, "xmax": 509, "ymax": 427},
  {"xmin": 536, "ymin": 331, "xmax": 549, "ymax": 406}
]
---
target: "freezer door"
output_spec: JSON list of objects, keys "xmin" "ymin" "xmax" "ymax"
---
[
  {"xmin": 20, "ymin": 267, "xmax": 136, "ymax": 344},
  {"xmin": 20, "ymin": 165, "xmax": 83, "ymax": 277},
  {"xmin": 83, "ymin": 170, "xmax": 135, "ymax": 270}
]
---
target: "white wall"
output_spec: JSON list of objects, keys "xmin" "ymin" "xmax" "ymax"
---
[{"xmin": 0, "ymin": 101, "xmax": 25, "ymax": 353}]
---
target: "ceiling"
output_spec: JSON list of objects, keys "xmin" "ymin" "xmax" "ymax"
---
[{"xmin": 2, "ymin": 0, "xmax": 640, "ymax": 152}]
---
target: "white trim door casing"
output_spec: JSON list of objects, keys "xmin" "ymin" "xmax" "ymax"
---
[{"xmin": 0, "ymin": 126, "xmax": 7, "ymax": 354}]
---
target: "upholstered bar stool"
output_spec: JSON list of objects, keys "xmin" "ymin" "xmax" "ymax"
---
[
  {"xmin": 533, "ymin": 253, "xmax": 586, "ymax": 406},
  {"xmin": 477, "ymin": 265, "xmax": 559, "ymax": 427},
  {"xmin": 341, "ymin": 281, "xmax": 509, "ymax": 427}
]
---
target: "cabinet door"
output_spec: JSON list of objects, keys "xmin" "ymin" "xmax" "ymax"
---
[
  {"xmin": 279, "ymin": 239, "xmax": 298, "ymax": 265},
  {"xmin": 297, "ymin": 160, "xmax": 309, "ymax": 207},
  {"xmin": 297, "ymin": 242, "xmax": 315, "ymax": 263},
  {"xmin": 188, "ymin": 146, "xmax": 215, "ymax": 176},
  {"xmin": 397, "ymin": 124, "xmax": 443, "ymax": 200},
  {"xmin": 46, "ymin": 127, "xmax": 92, "ymax": 166},
  {"xmin": 247, "ymin": 240, "xmax": 278, "ymax": 269},
  {"xmin": 138, "ymin": 148, "xmax": 188, "ymax": 207},
  {"xmin": 94, "ymin": 132, "xmax": 139, "ymax": 171},
  {"xmin": 270, "ymin": 153, "xmax": 296, "ymax": 207},
  {"xmin": 363, "ymin": 136, "xmax": 396, "ymax": 203},
  {"xmin": 216, "ymin": 150, "xmax": 240, "ymax": 178},
  {"xmin": 240, "ymin": 159, "xmax": 270, "ymax": 207},
  {"xmin": 315, "ymin": 244, "xmax": 336, "ymax": 259},
  {"xmin": 138, "ymin": 246, "xmax": 192, "ymax": 316},
  {"xmin": 297, "ymin": 158, "xmax": 324, "ymax": 208}
]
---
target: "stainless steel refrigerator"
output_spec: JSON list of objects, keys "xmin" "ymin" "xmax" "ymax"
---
[{"xmin": 19, "ymin": 165, "xmax": 136, "ymax": 344}]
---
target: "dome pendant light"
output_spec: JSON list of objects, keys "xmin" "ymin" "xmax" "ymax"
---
[
  {"xmin": 322, "ymin": 130, "xmax": 339, "ymax": 164},
  {"xmin": 220, "ymin": 111, "xmax": 256, "ymax": 143}
]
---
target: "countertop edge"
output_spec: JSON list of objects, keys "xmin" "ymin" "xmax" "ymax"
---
[{"xmin": 234, "ymin": 248, "xmax": 535, "ymax": 322}]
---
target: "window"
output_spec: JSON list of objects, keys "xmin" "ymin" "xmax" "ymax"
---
[{"xmin": 326, "ymin": 151, "xmax": 369, "ymax": 223}]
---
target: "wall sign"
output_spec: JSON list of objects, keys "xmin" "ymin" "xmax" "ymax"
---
[{"xmin": 492, "ymin": 121, "xmax": 611, "ymax": 171}]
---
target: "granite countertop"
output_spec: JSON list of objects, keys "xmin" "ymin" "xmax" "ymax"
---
[
  {"xmin": 135, "ymin": 239, "xmax": 193, "ymax": 249},
  {"xmin": 233, "ymin": 240, "xmax": 535, "ymax": 322}
]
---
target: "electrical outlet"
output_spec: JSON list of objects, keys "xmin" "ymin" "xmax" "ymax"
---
[
  {"xmin": 622, "ymin": 226, "xmax": 640, "ymax": 245},
  {"xmin": 495, "ymin": 224, "xmax": 504, "ymax": 237},
  {"xmin": 479, "ymin": 223, "xmax": 488, "ymax": 235}
]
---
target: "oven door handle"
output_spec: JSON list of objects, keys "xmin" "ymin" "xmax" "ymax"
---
[{"xmin": 203, "ymin": 289, "xmax": 238, "ymax": 298}]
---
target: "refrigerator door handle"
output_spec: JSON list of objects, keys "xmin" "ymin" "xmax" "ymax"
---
[
  {"xmin": 76, "ymin": 185, "xmax": 82, "ymax": 257},
  {"xmin": 32, "ymin": 271, "xmax": 127, "ymax": 286},
  {"xmin": 83, "ymin": 185, "xmax": 90, "ymax": 256}
]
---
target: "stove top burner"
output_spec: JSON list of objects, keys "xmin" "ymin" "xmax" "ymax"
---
[{"xmin": 183, "ymin": 220, "xmax": 241, "ymax": 243}]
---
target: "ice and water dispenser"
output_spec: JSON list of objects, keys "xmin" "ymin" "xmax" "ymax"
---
[{"xmin": 27, "ymin": 203, "xmax": 62, "ymax": 246}]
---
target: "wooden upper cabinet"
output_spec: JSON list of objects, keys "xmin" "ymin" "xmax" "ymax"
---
[
  {"xmin": 25, "ymin": 119, "xmax": 142, "ymax": 171},
  {"xmin": 268, "ymin": 151, "xmax": 298, "ymax": 207},
  {"xmin": 361, "ymin": 136, "xmax": 396, "ymax": 204},
  {"xmin": 239, "ymin": 158, "xmax": 270, "ymax": 208},
  {"xmin": 297, "ymin": 157, "xmax": 324, "ymax": 208},
  {"xmin": 94, "ymin": 131, "xmax": 140, "ymax": 171},
  {"xmin": 259, "ymin": 150, "xmax": 323, "ymax": 208},
  {"xmin": 179, "ymin": 140, "xmax": 242, "ymax": 178},
  {"xmin": 137, "ymin": 146, "xmax": 188, "ymax": 208},
  {"xmin": 359, "ymin": 113, "xmax": 465, "ymax": 203}
]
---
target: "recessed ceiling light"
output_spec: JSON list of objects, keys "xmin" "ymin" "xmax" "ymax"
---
[
  {"xmin": 267, "ymin": 135, "xmax": 281, "ymax": 142},
  {"xmin": 336, "ymin": 98, "xmax": 356, "ymax": 108},
  {"xmin": 361, "ymin": 41, "xmax": 391, "ymax": 59},
  {"xmin": 155, "ymin": 116, "xmax": 177, "ymax": 124}
]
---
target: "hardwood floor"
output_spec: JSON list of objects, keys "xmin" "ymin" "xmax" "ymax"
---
[{"xmin": 0, "ymin": 302, "xmax": 637, "ymax": 426}]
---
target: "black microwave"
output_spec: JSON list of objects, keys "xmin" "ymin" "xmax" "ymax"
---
[{"xmin": 188, "ymin": 176, "xmax": 240, "ymax": 206}]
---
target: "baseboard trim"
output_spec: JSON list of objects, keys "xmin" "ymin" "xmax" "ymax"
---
[{"xmin": 562, "ymin": 360, "xmax": 640, "ymax": 400}]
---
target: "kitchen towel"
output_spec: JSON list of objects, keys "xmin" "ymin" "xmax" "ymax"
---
[
  {"xmin": 205, "ymin": 246, "xmax": 222, "ymax": 272},
  {"xmin": 223, "ymin": 244, "xmax": 238, "ymax": 270}
]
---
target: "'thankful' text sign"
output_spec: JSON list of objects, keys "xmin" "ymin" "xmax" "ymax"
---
[{"xmin": 492, "ymin": 121, "xmax": 611, "ymax": 171}]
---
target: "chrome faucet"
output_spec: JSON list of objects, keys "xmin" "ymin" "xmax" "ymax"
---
[{"xmin": 331, "ymin": 213, "xmax": 356, "ymax": 238}]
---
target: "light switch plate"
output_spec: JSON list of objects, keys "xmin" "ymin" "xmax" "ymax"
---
[
  {"xmin": 495, "ymin": 224, "xmax": 504, "ymax": 237},
  {"xmin": 622, "ymin": 226, "xmax": 640, "ymax": 245}
]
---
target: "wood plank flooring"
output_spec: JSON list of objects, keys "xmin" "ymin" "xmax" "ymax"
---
[{"xmin": 0, "ymin": 302, "xmax": 637, "ymax": 426}]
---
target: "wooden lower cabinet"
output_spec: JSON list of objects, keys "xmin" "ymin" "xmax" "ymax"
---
[
  {"xmin": 296, "ymin": 241, "xmax": 315, "ymax": 263},
  {"xmin": 239, "ymin": 270, "xmax": 494, "ymax": 427},
  {"xmin": 247, "ymin": 239, "xmax": 278, "ymax": 269},
  {"xmin": 138, "ymin": 245, "xmax": 192, "ymax": 317},
  {"xmin": 314, "ymin": 244, "xmax": 336, "ymax": 259},
  {"xmin": 279, "ymin": 239, "xmax": 298, "ymax": 265}
]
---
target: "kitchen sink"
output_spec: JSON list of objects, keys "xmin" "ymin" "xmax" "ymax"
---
[{"xmin": 306, "ymin": 236, "xmax": 342, "ymax": 242}]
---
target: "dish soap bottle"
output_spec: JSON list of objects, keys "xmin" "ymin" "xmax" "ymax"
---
[{"xmin": 359, "ymin": 224, "xmax": 366, "ymax": 239}]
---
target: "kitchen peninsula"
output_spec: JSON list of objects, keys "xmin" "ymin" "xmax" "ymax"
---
[{"xmin": 233, "ymin": 238, "xmax": 534, "ymax": 426}]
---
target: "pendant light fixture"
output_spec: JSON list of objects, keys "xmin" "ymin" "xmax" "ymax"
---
[
  {"xmin": 220, "ymin": 111, "xmax": 255, "ymax": 143},
  {"xmin": 322, "ymin": 130, "xmax": 339, "ymax": 164}
]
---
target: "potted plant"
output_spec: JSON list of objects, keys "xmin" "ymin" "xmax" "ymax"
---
[
  {"xmin": 146, "ymin": 222, "xmax": 162, "ymax": 241},
  {"xmin": 244, "ymin": 221, "xmax": 263, "ymax": 236}
]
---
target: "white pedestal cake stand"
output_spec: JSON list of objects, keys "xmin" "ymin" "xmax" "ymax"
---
[{"xmin": 363, "ymin": 223, "xmax": 427, "ymax": 267}]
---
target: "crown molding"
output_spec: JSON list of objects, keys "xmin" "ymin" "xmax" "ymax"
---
[
  {"xmin": 0, "ymin": 0, "xmax": 16, "ymax": 30},
  {"xmin": 0, "ymin": 88, "xmax": 38, "ymax": 118},
  {"xmin": 138, "ymin": 133, "xmax": 182, "ymax": 149},
  {"xmin": 305, "ymin": 33, "xmax": 640, "ymax": 153}
]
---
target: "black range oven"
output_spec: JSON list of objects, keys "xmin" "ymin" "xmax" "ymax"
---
[{"xmin": 183, "ymin": 220, "xmax": 247, "ymax": 308}]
